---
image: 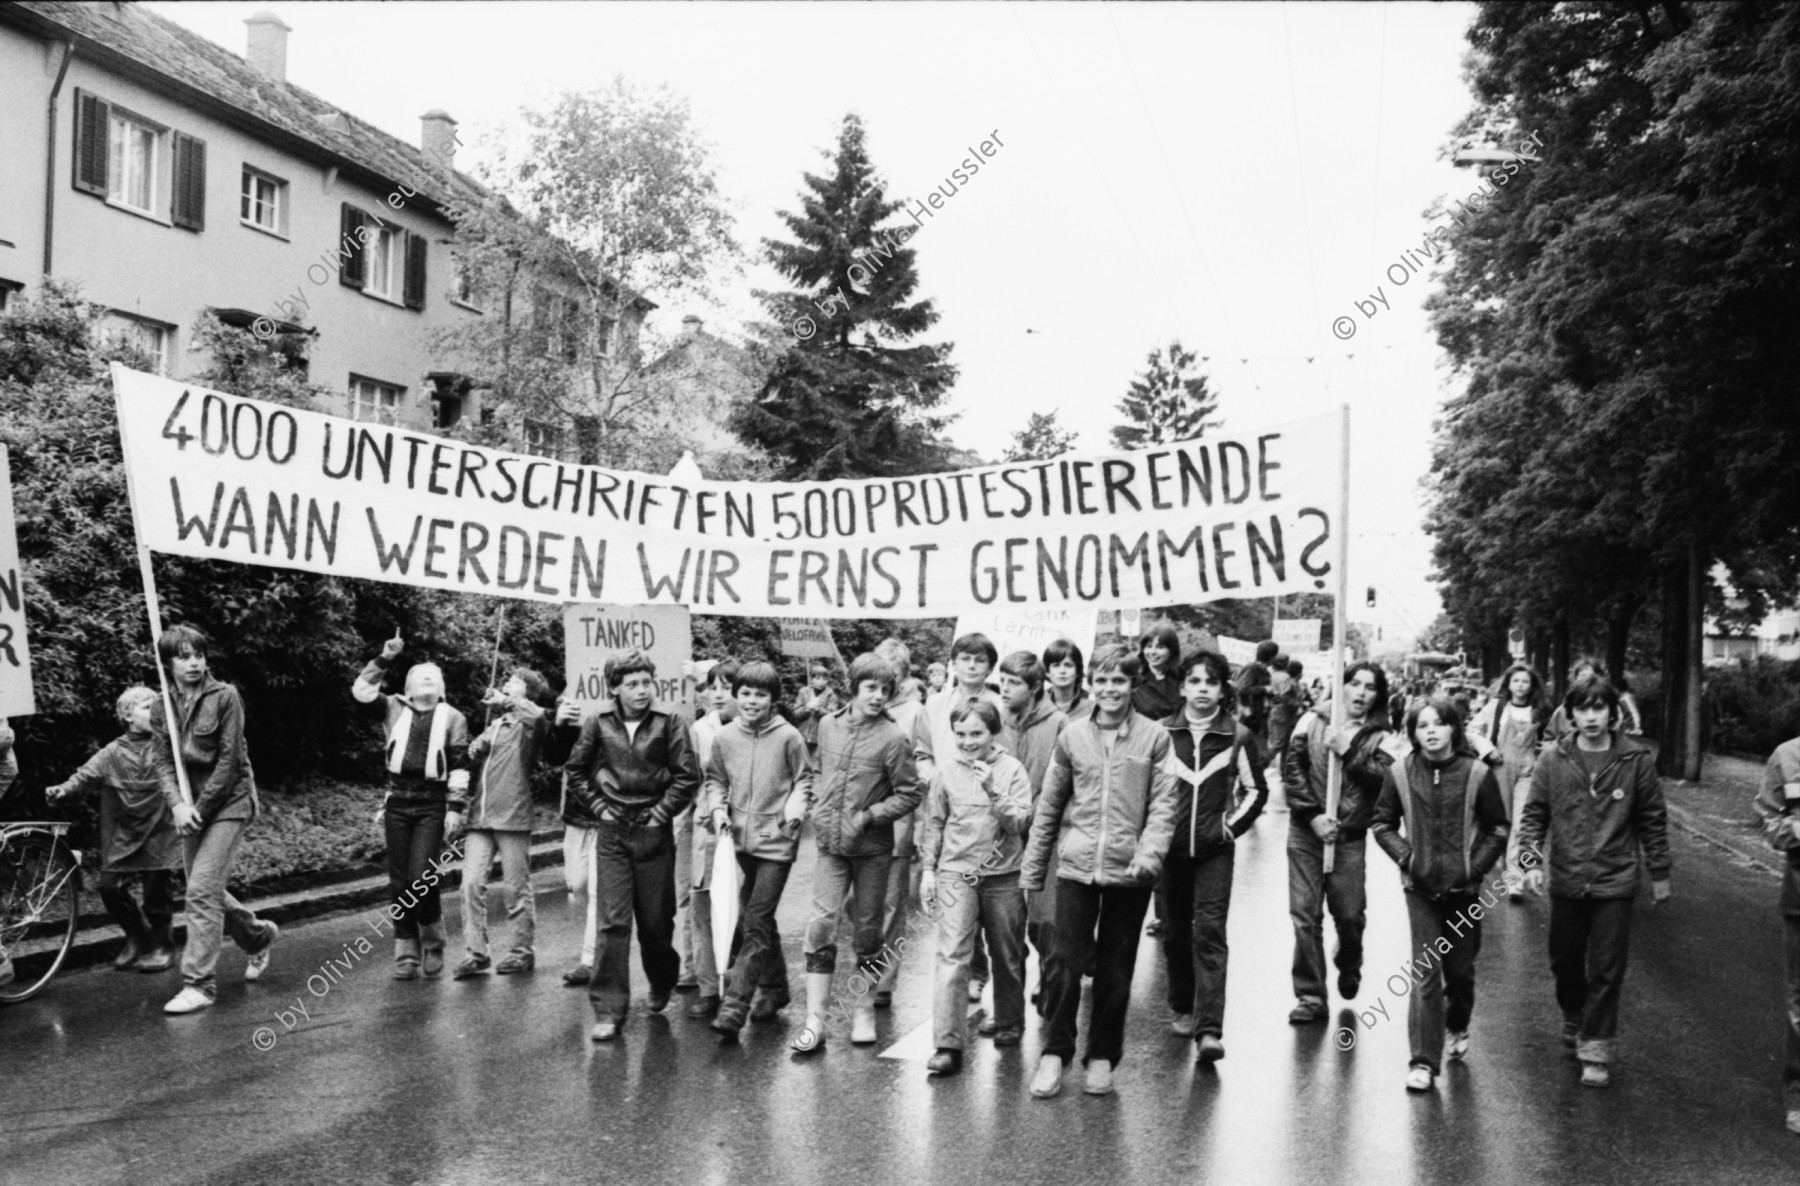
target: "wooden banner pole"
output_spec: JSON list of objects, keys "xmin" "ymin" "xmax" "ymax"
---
[{"xmin": 1323, "ymin": 403, "xmax": 1350, "ymax": 875}]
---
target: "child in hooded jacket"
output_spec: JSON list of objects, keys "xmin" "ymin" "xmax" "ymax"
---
[
  {"xmin": 1371, "ymin": 696, "xmax": 1510, "ymax": 1092},
  {"xmin": 918, "ymin": 699, "xmax": 1033, "ymax": 1074},
  {"xmin": 704, "ymin": 661, "xmax": 814, "ymax": 1037},
  {"xmin": 451, "ymin": 668, "xmax": 554, "ymax": 978},
  {"xmin": 46, "ymin": 686, "xmax": 183, "ymax": 973}
]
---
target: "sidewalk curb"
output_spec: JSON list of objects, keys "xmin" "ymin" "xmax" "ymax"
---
[
  {"xmin": 1663, "ymin": 798, "xmax": 1781, "ymax": 879},
  {"xmin": 39, "ymin": 827, "xmax": 573, "ymax": 980}
]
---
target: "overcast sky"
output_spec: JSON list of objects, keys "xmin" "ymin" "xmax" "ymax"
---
[{"xmin": 147, "ymin": 0, "xmax": 1483, "ymax": 650}]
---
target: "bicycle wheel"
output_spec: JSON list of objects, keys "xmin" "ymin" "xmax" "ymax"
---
[{"xmin": 0, "ymin": 833, "xmax": 81, "ymax": 1004}]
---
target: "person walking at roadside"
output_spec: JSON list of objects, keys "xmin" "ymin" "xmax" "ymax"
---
[
  {"xmin": 558, "ymin": 649, "xmax": 699, "ymax": 1042},
  {"xmin": 794, "ymin": 653, "xmax": 920, "ymax": 1052},
  {"xmin": 682, "ymin": 659, "xmax": 739, "ymax": 1021},
  {"xmin": 1283, "ymin": 661, "xmax": 1397, "ymax": 1024},
  {"xmin": 353, "ymin": 632, "xmax": 471, "ymax": 982},
  {"xmin": 1753, "ymin": 724, "xmax": 1800, "ymax": 1135},
  {"xmin": 996, "ymin": 651, "xmax": 1067, "ymax": 1011},
  {"xmin": 1471, "ymin": 664, "xmax": 1550, "ymax": 899},
  {"xmin": 1518, "ymin": 673, "xmax": 1672, "ymax": 1088},
  {"xmin": 1158, "ymin": 650, "xmax": 1267, "ymax": 1064},
  {"xmin": 157, "ymin": 625, "xmax": 279, "ymax": 1013},
  {"xmin": 1021, "ymin": 644, "xmax": 1179, "ymax": 1099},
  {"xmin": 1371, "ymin": 696, "xmax": 1510, "ymax": 1093},
  {"xmin": 704, "ymin": 661, "xmax": 812, "ymax": 1038},
  {"xmin": 45, "ymin": 686, "xmax": 182, "ymax": 975},
  {"xmin": 919, "ymin": 700, "xmax": 1033, "ymax": 1075},
  {"xmin": 450, "ymin": 668, "xmax": 555, "ymax": 979},
  {"xmin": 871, "ymin": 637, "xmax": 927, "ymax": 1009}
]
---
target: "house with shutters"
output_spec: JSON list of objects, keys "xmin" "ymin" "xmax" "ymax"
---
[{"xmin": 0, "ymin": 1, "xmax": 649, "ymax": 445}]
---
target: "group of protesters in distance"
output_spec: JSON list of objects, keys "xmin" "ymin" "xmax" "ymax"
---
[{"xmin": 31, "ymin": 615, "xmax": 1800, "ymax": 1125}]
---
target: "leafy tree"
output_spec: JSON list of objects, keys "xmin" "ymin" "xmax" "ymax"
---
[
  {"xmin": 1110, "ymin": 340, "xmax": 1221, "ymax": 451},
  {"xmin": 1004, "ymin": 410, "xmax": 1078, "ymax": 462},
  {"xmin": 732, "ymin": 113, "xmax": 958, "ymax": 480},
  {"xmin": 433, "ymin": 75, "xmax": 741, "ymax": 467}
]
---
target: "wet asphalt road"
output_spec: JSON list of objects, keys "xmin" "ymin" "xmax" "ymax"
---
[{"xmin": 4, "ymin": 792, "xmax": 1797, "ymax": 1186}]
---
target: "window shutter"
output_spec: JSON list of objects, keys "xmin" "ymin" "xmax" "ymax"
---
[
  {"xmin": 72, "ymin": 89, "xmax": 109, "ymax": 196},
  {"xmin": 338, "ymin": 204, "xmax": 366, "ymax": 288},
  {"xmin": 403, "ymin": 232, "xmax": 427, "ymax": 309},
  {"xmin": 171, "ymin": 133, "xmax": 207, "ymax": 230}
]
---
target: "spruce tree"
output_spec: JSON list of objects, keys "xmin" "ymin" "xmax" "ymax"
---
[
  {"xmin": 1110, "ymin": 340, "xmax": 1221, "ymax": 451},
  {"xmin": 1004, "ymin": 410, "xmax": 1078, "ymax": 462},
  {"xmin": 733, "ymin": 114, "xmax": 957, "ymax": 480}
]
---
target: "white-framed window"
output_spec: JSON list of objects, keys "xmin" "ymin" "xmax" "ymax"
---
[
  {"xmin": 240, "ymin": 167, "xmax": 285, "ymax": 235},
  {"xmin": 107, "ymin": 111, "xmax": 162, "ymax": 215},
  {"xmin": 364, "ymin": 226, "xmax": 398, "ymax": 300},
  {"xmin": 524, "ymin": 418, "xmax": 566, "ymax": 460},
  {"xmin": 349, "ymin": 374, "xmax": 403, "ymax": 425},
  {"xmin": 450, "ymin": 254, "xmax": 484, "ymax": 312},
  {"xmin": 595, "ymin": 315, "xmax": 616, "ymax": 359},
  {"xmin": 99, "ymin": 312, "xmax": 174, "ymax": 375}
]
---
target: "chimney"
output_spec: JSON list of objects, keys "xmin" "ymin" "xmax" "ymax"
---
[
  {"xmin": 244, "ymin": 12, "xmax": 291, "ymax": 82},
  {"xmin": 682, "ymin": 314, "xmax": 704, "ymax": 338},
  {"xmin": 421, "ymin": 110, "xmax": 459, "ymax": 169}
]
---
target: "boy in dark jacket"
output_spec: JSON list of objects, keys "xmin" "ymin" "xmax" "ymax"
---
[
  {"xmin": 796, "ymin": 653, "xmax": 919, "ymax": 1051},
  {"xmin": 1753, "ymin": 729, "xmax": 1800, "ymax": 1135},
  {"xmin": 558, "ymin": 649, "xmax": 699, "ymax": 1042},
  {"xmin": 996, "ymin": 650, "xmax": 1066, "ymax": 983},
  {"xmin": 1282, "ymin": 661, "xmax": 1397, "ymax": 1023},
  {"xmin": 1519, "ymin": 673, "xmax": 1671, "ymax": 1088},
  {"xmin": 354, "ymin": 633, "xmax": 471, "ymax": 980},
  {"xmin": 1159, "ymin": 651, "xmax": 1267, "ymax": 1063},
  {"xmin": 1371, "ymin": 696, "xmax": 1509, "ymax": 1092}
]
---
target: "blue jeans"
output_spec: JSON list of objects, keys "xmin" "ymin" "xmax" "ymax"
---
[
  {"xmin": 588, "ymin": 815, "xmax": 678, "ymax": 1022},
  {"xmin": 1404, "ymin": 889, "xmax": 1483, "ymax": 1073},
  {"xmin": 1548, "ymin": 894, "xmax": 1633, "ymax": 1063},
  {"xmin": 933, "ymin": 870, "xmax": 1026, "ymax": 1048},
  {"xmin": 1041, "ymin": 879, "xmax": 1152, "ymax": 1066},
  {"xmin": 805, "ymin": 850, "xmax": 892, "ymax": 975},
  {"xmin": 460, "ymin": 829, "xmax": 534, "ymax": 958},
  {"xmin": 1287, "ymin": 825, "xmax": 1367, "ymax": 1008},
  {"xmin": 98, "ymin": 868, "xmax": 174, "ymax": 949},
  {"xmin": 727, "ymin": 854, "xmax": 792, "ymax": 1005},
  {"xmin": 180, "ymin": 819, "xmax": 268, "ymax": 996},
  {"xmin": 384, "ymin": 796, "xmax": 447, "ymax": 942},
  {"xmin": 1162, "ymin": 846, "xmax": 1236, "ymax": 1037}
]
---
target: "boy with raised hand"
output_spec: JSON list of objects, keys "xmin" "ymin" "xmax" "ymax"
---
[
  {"xmin": 795, "ymin": 652, "xmax": 920, "ymax": 1051},
  {"xmin": 1754, "ymin": 725, "xmax": 1800, "ymax": 1135},
  {"xmin": 1519, "ymin": 672, "xmax": 1670, "ymax": 1089},
  {"xmin": 705, "ymin": 661, "xmax": 813, "ymax": 1038},
  {"xmin": 353, "ymin": 631, "xmax": 472, "ymax": 981},
  {"xmin": 560, "ymin": 649, "xmax": 699, "ymax": 1042},
  {"xmin": 1020, "ymin": 644, "xmax": 1179, "ymax": 1099},
  {"xmin": 915, "ymin": 632, "xmax": 1002, "ymax": 1003}
]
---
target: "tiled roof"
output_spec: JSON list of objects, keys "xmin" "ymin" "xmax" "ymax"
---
[{"xmin": 6, "ymin": 1, "xmax": 485, "ymax": 216}]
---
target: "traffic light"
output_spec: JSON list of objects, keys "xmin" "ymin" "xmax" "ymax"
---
[{"xmin": 1365, "ymin": 586, "xmax": 1377, "ymax": 608}]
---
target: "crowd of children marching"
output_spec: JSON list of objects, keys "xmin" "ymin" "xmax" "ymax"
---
[{"xmin": 12, "ymin": 620, "xmax": 1800, "ymax": 1132}]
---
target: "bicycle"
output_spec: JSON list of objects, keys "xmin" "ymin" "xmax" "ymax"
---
[{"xmin": 0, "ymin": 816, "xmax": 84, "ymax": 1003}]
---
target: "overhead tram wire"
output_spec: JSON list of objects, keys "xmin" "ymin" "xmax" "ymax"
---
[{"xmin": 1102, "ymin": 9, "xmax": 1260, "ymax": 394}]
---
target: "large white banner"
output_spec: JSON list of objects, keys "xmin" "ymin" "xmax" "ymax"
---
[
  {"xmin": 113, "ymin": 366, "xmax": 1346, "ymax": 619},
  {"xmin": 0, "ymin": 445, "xmax": 36, "ymax": 717}
]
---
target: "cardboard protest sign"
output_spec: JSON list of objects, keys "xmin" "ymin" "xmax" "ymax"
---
[
  {"xmin": 113, "ymin": 365, "xmax": 1346, "ymax": 617},
  {"xmin": 1273, "ymin": 618, "xmax": 1322, "ymax": 654},
  {"xmin": 563, "ymin": 604, "xmax": 694, "ymax": 717},
  {"xmin": 1215, "ymin": 636, "xmax": 1259, "ymax": 668},
  {"xmin": 0, "ymin": 445, "xmax": 36, "ymax": 717},
  {"xmin": 778, "ymin": 618, "xmax": 844, "ymax": 665},
  {"xmin": 954, "ymin": 605, "xmax": 1098, "ymax": 665}
]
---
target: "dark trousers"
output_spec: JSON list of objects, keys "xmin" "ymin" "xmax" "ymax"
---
[
  {"xmin": 1403, "ymin": 890, "xmax": 1482, "ymax": 1074},
  {"xmin": 98, "ymin": 868, "xmax": 175, "ymax": 948},
  {"xmin": 728, "ymin": 854, "xmax": 792, "ymax": 1005},
  {"xmin": 1162, "ymin": 847, "xmax": 1236, "ymax": 1038},
  {"xmin": 1041, "ymin": 879, "xmax": 1153, "ymax": 1067},
  {"xmin": 1783, "ymin": 915, "xmax": 1799, "ymax": 1108},
  {"xmin": 1287, "ymin": 826, "xmax": 1367, "ymax": 1007},
  {"xmin": 588, "ymin": 815, "xmax": 679, "ymax": 1022},
  {"xmin": 384, "ymin": 797, "xmax": 447, "ymax": 941},
  {"xmin": 1548, "ymin": 894, "xmax": 1633, "ymax": 1064}
]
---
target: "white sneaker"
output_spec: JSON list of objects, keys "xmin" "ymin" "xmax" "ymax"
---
[
  {"xmin": 1405, "ymin": 1064, "xmax": 1434, "ymax": 1092},
  {"xmin": 163, "ymin": 987, "xmax": 214, "ymax": 1014},
  {"xmin": 1083, "ymin": 1059, "xmax": 1115, "ymax": 1095},
  {"xmin": 245, "ymin": 922, "xmax": 279, "ymax": 982},
  {"xmin": 1169, "ymin": 1013, "xmax": 1198, "ymax": 1037},
  {"xmin": 968, "ymin": 979, "xmax": 986, "ymax": 1004},
  {"xmin": 1446, "ymin": 1029, "xmax": 1470, "ymax": 1060},
  {"xmin": 851, "ymin": 1002, "xmax": 878, "ymax": 1045},
  {"xmin": 1030, "ymin": 1054, "xmax": 1065, "ymax": 1098}
]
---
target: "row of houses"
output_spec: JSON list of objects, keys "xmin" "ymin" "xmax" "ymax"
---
[{"xmin": 0, "ymin": 0, "xmax": 758, "ymax": 464}]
